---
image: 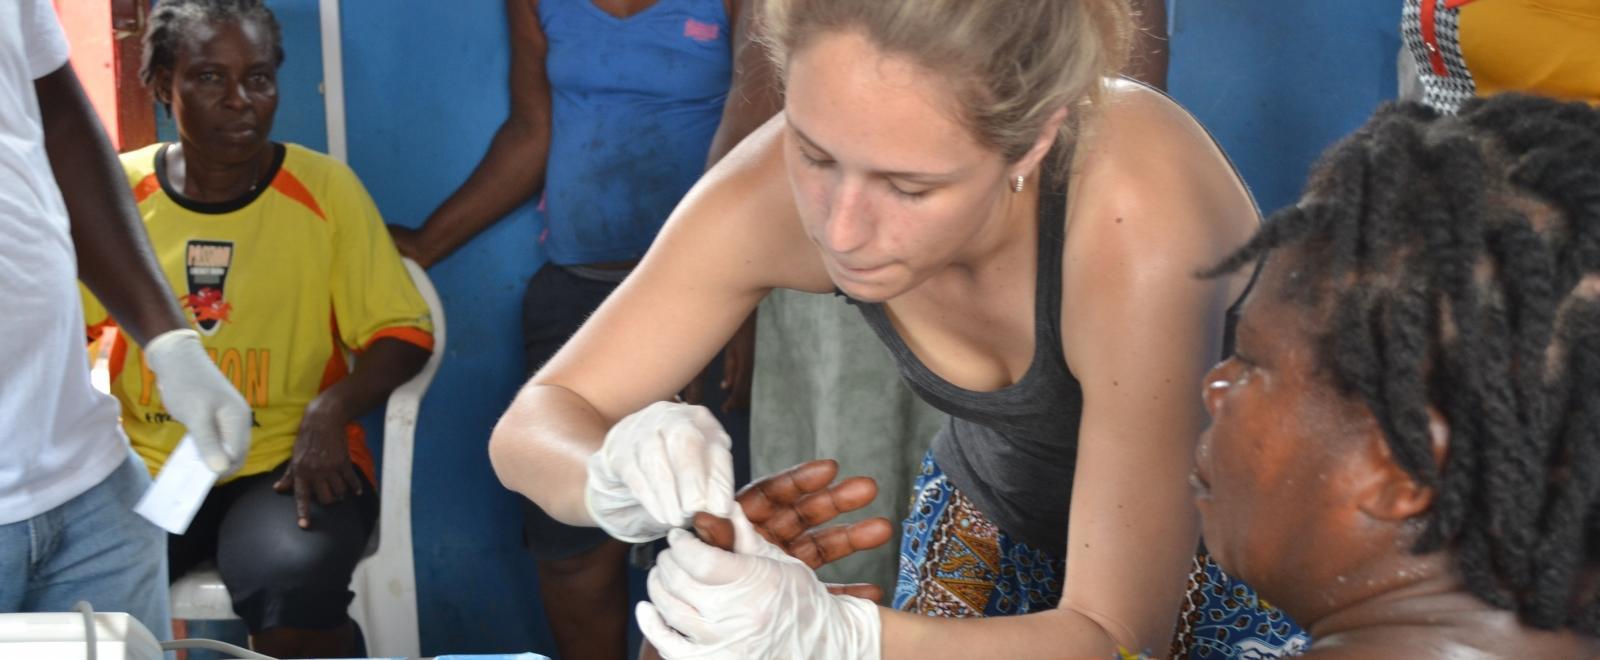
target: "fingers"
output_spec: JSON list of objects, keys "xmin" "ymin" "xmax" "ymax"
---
[
  {"xmin": 647, "ymin": 562, "xmax": 717, "ymax": 642},
  {"xmin": 189, "ymin": 426, "xmax": 232, "ymax": 474},
  {"xmin": 705, "ymin": 439, "xmax": 734, "ymax": 518},
  {"xmin": 682, "ymin": 406, "xmax": 734, "ymax": 517},
  {"xmin": 824, "ymin": 582, "xmax": 885, "ymax": 602},
  {"xmin": 294, "ymin": 473, "xmax": 312, "ymax": 529},
  {"xmin": 619, "ymin": 411, "xmax": 733, "ymax": 528},
  {"xmin": 728, "ymin": 503, "xmax": 786, "ymax": 559},
  {"xmin": 737, "ymin": 459, "xmax": 840, "ymax": 522},
  {"xmin": 620, "ymin": 429, "xmax": 681, "ymax": 525},
  {"xmin": 824, "ymin": 475, "xmax": 879, "ymax": 514},
  {"xmin": 844, "ymin": 516, "xmax": 895, "ymax": 553},
  {"xmin": 636, "ymin": 601, "xmax": 699, "ymax": 660},
  {"xmin": 785, "ymin": 517, "xmax": 895, "ymax": 568},
  {"xmin": 341, "ymin": 465, "xmax": 365, "ymax": 497},
  {"xmin": 385, "ymin": 226, "xmax": 421, "ymax": 262},
  {"xmin": 272, "ymin": 465, "xmax": 294, "ymax": 493},
  {"xmin": 591, "ymin": 402, "xmax": 736, "ymax": 541},
  {"xmin": 661, "ymin": 528, "xmax": 728, "ymax": 583},
  {"xmin": 751, "ymin": 475, "xmax": 879, "ymax": 544},
  {"xmin": 663, "ymin": 527, "xmax": 758, "ymax": 585},
  {"xmin": 314, "ymin": 471, "xmax": 341, "ymax": 506},
  {"xmin": 215, "ymin": 403, "xmax": 252, "ymax": 467},
  {"xmin": 691, "ymin": 512, "xmax": 735, "ymax": 552},
  {"xmin": 665, "ymin": 424, "xmax": 710, "ymax": 521}
]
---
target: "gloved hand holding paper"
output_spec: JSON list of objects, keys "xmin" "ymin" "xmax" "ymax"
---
[{"xmin": 133, "ymin": 436, "xmax": 219, "ymax": 534}]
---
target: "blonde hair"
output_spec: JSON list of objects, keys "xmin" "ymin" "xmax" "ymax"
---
[{"xmin": 759, "ymin": 0, "xmax": 1131, "ymax": 167}]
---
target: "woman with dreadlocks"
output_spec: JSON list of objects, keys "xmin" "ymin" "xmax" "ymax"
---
[
  {"xmin": 1192, "ymin": 93, "xmax": 1600, "ymax": 658},
  {"xmin": 81, "ymin": 1, "xmax": 435, "ymax": 655}
]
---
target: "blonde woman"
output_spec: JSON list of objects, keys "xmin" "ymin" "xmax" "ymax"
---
[{"xmin": 491, "ymin": 0, "xmax": 1305, "ymax": 656}]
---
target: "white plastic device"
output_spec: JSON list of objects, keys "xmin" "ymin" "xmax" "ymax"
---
[{"xmin": 0, "ymin": 611, "xmax": 162, "ymax": 660}]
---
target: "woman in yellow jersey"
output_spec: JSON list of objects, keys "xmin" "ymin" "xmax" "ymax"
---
[{"xmin": 80, "ymin": 1, "xmax": 433, "ymax": 656}]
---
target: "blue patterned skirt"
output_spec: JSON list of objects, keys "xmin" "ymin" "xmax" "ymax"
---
[{"xmin": 893, "ymin": 451, "xmax": 1310, "ymax": 658}]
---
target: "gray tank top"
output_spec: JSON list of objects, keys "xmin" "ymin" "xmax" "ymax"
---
[{"xmin": 847, "ymin": 170, "xmax": 1082, "ymax": 553}]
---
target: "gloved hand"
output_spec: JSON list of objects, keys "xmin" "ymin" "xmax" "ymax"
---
[
  {"xmin": 637, "ymin": 507, "xmax": 882, "ymax": 660},
  {"xmin": 143, "ymin": 328, "xmax": 253, "ymax": 474},
  {"xmin": 585, "ymin": 401, "xmax": 736, "ymax": 542}
]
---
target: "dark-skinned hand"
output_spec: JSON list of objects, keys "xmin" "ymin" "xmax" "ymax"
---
[
  {"xmin": 272, "ymin": 402, "xmax": 363, "ymax": 529},
  {"xmin": 385, "ymin": 224, "xmax": 432, "ymax": 268},
  {"xmin": 691, "ymin": 458, "xmax": 892, "ymax": 602}
]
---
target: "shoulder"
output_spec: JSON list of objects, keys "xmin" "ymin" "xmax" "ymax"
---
[
  {"xmin": 278, "ymin": 143, "xmax": 363, "ymax": 188},
  {"xmin": 1064, "ymin": 79, "xmax": 1256, "ymax": 288},
  {"xmin": 272, "ymin": 144, "xmax": 384, "ymax": 228},
  {"xmin": 276, "ymin": 143, "xmax": 380, "ymax": 210},
  {"xmin": 1058, "ymin": 80, "xmax": 1258, "ymax": 348},
  {"xmin": 673, "ymin": 111, "xmax": 807, "ymax": 256},
  {"xmin": 653, "ymin": 112, "xmax": 831, "ymax": 293},
  {"xmin": 118, "ymin": 142, "xmax": 164, "ymax": 189},
  {"xmin": 1070, "ymin": 79, "xmax": 1255, "ymax": 233}
]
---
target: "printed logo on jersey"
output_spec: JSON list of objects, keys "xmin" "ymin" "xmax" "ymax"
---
[
  {"xmin": 683, "ymin": 18, "xmax": 719, "ymax": 42},
  {"xmin": 183, "ymin": 240, "xmax": 234, "ymax": 334}
]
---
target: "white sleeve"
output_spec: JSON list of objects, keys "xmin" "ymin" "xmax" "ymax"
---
[{"xmin": 19, "ymin": 0, "xmax": 69, "ymax": 80}]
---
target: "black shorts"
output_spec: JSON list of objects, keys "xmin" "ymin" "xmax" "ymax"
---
[
  {"xmin": 519, "ymin": 263, "xmax": 750, "ymax": 561},
  {"xmin": 168, "ymin": 461, "xmax": 378, "ymax": 631}
]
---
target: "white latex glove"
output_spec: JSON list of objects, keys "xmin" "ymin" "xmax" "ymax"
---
[
  {"xmin": 637, "ymin": 506, "xmax": 882, "ymax": 660},
  {"xmin": 143, "ymin": 328, "xmax": 252, "ymax": 474},
  {"xmin": 584, "ymin": 401, "xmax": 735, "ymax": 542}
]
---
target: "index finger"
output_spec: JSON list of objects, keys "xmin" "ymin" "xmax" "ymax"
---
[{"xmin": 294, "ymin": 473, "xmax": 312, "ymax": 529}]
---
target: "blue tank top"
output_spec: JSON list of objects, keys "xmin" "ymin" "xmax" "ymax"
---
[{"xmin": 538, "ymin": 0, "xmax": 731, "ymax": 265}]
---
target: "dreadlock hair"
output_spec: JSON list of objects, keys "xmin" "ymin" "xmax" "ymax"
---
[
  {"xmin": 1204, "ymin": 93, "xmax": 1600, "ymax": 633},
  {"xmin": 140, "ymin": 0, "xmax": 284, "ymax": 110}
]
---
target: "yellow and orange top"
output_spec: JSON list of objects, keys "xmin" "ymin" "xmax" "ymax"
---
[
  {"xmin": 1458, "ymin": 0, "xmax": 1600, "ymax": 105},
  {"xmin": 83, "ymin": 142, "xmax": 433, "ymax": 484}
]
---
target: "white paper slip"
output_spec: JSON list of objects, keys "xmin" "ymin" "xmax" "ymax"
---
[{"xmin": 134, "ymin": 436, "xmax": 219, "ymax": 534}]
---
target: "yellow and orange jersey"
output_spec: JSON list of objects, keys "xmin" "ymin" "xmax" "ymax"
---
[
  {"xmin": 83, "ymin": 142, "xmax": 433, "ymax": 484},
  {"xmin": 1459, "ymin": 0, "xmax": 1600, "ymax": 105}
]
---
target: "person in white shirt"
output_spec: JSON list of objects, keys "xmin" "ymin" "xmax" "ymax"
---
[{"xmin": 0, "ymin": 0, "xmax": 251, "ymax": 640}]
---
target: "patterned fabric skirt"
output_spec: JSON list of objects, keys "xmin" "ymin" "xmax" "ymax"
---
[{"xmin": 894, "ymin": 451, "xmax": 1311, "ymax": 658}]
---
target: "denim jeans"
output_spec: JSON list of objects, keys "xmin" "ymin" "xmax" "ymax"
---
[{"xmin": 0, "ymin": 449, "xmax": 172, "ymax": 642}]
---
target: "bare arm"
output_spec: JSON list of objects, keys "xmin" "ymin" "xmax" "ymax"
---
[
  {"xmin": 707, "ymin": 0, "xmax": 782, "ymax": 168},
  {"xmin": 37, "ymin": 63, "xmax": 186, "ymax": 345},
  {"xmin": 393, "ymin": 0, "xmax": 552, "ymax": 267},
  {"xmin": 696, "ymin": 0, "xmax": 784, "ymax": 411},
  {"xmin": 305, "ymin": 338, "xmax": 429, "ymax": 428},
  {"xmin": 278, "ymin": 338, "xmax": 430, "ymax": 526},
  {"xmin": 489, "ymin": 116, "xmax": 830, "ymax": 524},
  {"xmin": 880, "ymin": 85, "xmax": 1257, "ymax": 658}
]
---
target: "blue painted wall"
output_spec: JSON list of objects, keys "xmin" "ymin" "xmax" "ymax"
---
[
  {"xmin": 311, "ymin": 0, "xmax": 1402, "ymax": 656},
  {"xmin": 1167, "ymin": 1, "xmax": 1403, "ymax": 216},
  {"xmin": 338, "ymin": 2, "xmax": 557, "ymax": 654}
]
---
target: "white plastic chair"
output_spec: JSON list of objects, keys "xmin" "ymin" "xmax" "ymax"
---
[{"xmin": 170, "ymin": 258, "xmax": 444, "ymax": 658}]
